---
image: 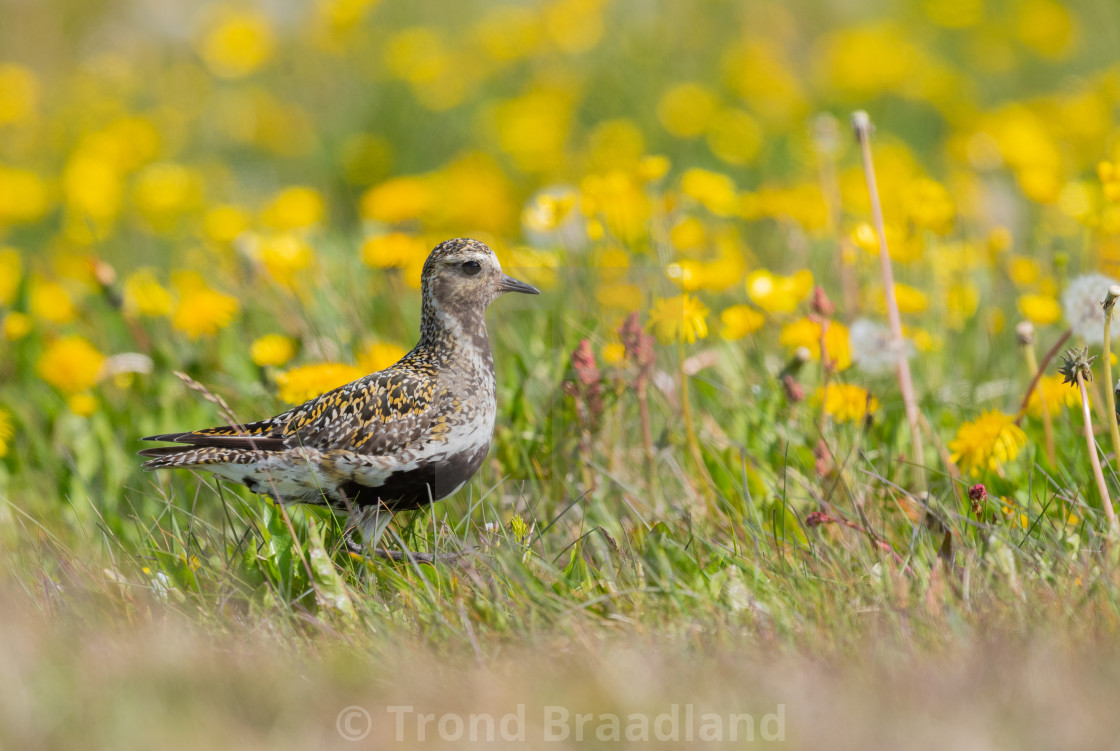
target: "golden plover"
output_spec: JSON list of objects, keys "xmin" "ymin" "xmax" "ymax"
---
[{"xmin": 140, "ymin": 238, "xmax": 539, "ymax": 555}]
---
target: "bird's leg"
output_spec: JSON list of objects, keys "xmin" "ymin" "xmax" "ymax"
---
[{"xmin": 344, "ymin": 503, "xmax": 476, "ymax": 564}]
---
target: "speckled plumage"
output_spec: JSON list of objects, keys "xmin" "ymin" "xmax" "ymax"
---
[{"xmin": 140, "ymin": 238, "xmax": 539, "ymax": 515}]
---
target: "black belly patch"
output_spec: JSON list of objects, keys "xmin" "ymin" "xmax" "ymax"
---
[{"xmin": 338, "ymin": 445, "xmax": 489, "ymax": 511}]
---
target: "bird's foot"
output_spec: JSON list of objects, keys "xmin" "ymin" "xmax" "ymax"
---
[{"xmin": 344, "ymin": 532, "xmax": 476, "ymax": 564}]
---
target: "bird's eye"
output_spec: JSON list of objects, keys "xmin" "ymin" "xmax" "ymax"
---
[{"xmin": 461, "ymin": 260, "xmax": 482, "ymax": 276}]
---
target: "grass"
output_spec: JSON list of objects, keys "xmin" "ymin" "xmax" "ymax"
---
[{"xmin": 6, "ymin": 0, "xmax": 1120, "ymax": 746}]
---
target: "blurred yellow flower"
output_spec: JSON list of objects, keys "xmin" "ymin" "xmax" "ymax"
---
[
  {"xmin": 522, "ymin": 191, "xmax": 578, "ymax": 233},
  {"xmin": 580, "ymin": 170, "xmax": 650, "ymax": 242},
  {"xmin": 276, "ymin": 362, "xmax": 363, "ymax": 404},
  {"xmin": 360, "ymin": 176, "xmax": 433, "ymax": 224},
  {"xmin": 1016, "ymin": 0, "xmax": 1077, "ymax": 59},
  {"xmin": 720, "ymin": 304, "xmax": 765, "ymax": 340},
  {"xmin": 361, "ymin": 232, "xmax": 427, "ymax": 269},
  {"xmin": 746, "ymin": 269, "xmax": 813, "ymax": 314},
  {"xmin": 123, "ymin": 269, "xmax": 172, "ymax": 317},
  {"xmin": 29, "ymin": 278, "xmax": 76, "ymax": 325},
  {"xmin": 1008, "ymin": 256, "xmax": 1040, "ymax": 287},
  {"xmin": 3, "ymin": 312, "xmax": 31, "ymax": 340},
  {"xmin": 250, "ymin": 334, "xmax": 297, "ymax": 368},
  {"xmin": 0, "ymin": 407, "xmax": 11, "ymax": 456},
  {"xmin": 0, "ymin": 63, "xmax": 37, "ymax": 125},
  {"xmin": 473, "ymin": 6, "xmax": 541, "ymax": 62},
  {"xmin": 680, "ymin": 169, "xmax": 737, "ymax": 216},
  {"xmin": 503, "ymin": 247, "xmax": 559, "ymax": 290},
  {"xmin": 63, "ymin": 151, "xmax": 122, "ymax": 223},
  {"xmin": 904, "ymin": 178, "xmax": 954, "ymax": 233},
  {"xmin": 949, "ymin": 411, "xmax": 1027, "ymax": 476},
  {"xmin": 637, "ymin": 155, "xmax": 670, "ymax": 182},
  {"xmin": 357, "ymin": 342, "xmax": 406, "ymax": 373},
  {"xmin": 647, "ymin": 293, "xmax": 709, "ymax": 344},
  {"xmin": 819, "ymin": 383, "xmax": 879, "ymax": 423},
  {"xmin": 495, "ymin": 88, "xmax": 573, "ymax": 173},
  {"xmin": 1017, "ymin": 293, "xmax": 1061, "ymax": 326},
  {"xmin": 874, "ymin": 283, "xmax": 929, "ymax": 315},
  {"xmin": 657, "ymin": 83, "xmax": 717, "ymax": 138},
  {"xmin": 780, "ymin": 318, "xmax": 852, "ymax": 370},
  {"xmin": 665, "ymin": 260, "xmax": 705, "ymax": 292},
  {"xmin": 203, "ymin": 204, "xmax": 251, "ymax": 244},
  {"xmin": 67, "ymin": 393, "xmax": 98, "ymax": 417},
  {"xmin": 706, "ymin": 109, "xmax": 762, "ymax": 166},
  {"xmin": 850, "ymin": 222, "xmax": 921, "ymax": 263},
  {"xmin": 1026, "ymin": 374, "xmax": 1080, "ymax": 418},
  {"xmin": 0, "ymin": 247, "xmax": 21, "ymax": 306},
  {"xmin": 946, "ymin": 281, "xmax": 980, "ymax": 329},
  {"xmin": 587, "ymin": 118, "xmax": 645, "ymax": 172},
  {"xmin": 261, "ymin": 186, "xmax": 326, "ymax": 231},
  {"xmin": 601, "ymin": 342, "xmax": 626, "ymax": 365},
  {"xmin": 669, "ymin": 217, "xmax": 706, "ymax": 252},
  {"xmin": 38, "ymin": 335, "xmax": 105, "ymax": 393},
  {"xmin": 595, "ymin": 282, "xmax": 643, "ymax": 311},
  {"xmin": 0, "ymin": 166, "xmax": 49, "ymax": 224},
  {"xmin": 544, "ymin": 0, "xmax": 606, "ymax": 54},
  {"xmin": 258, "ymin": 233, "xmax": 315, "ymax": 289},
  {"xmin": 133, "ymin": 162, "xmax": 203, "ymax": 230},
  {"xmin": 198, "ymin": 9, "xmax": 275, "ymax": 79},
  {"xmin": 170, "ymin": 271, "xmax": 239, "ymax": 339}
]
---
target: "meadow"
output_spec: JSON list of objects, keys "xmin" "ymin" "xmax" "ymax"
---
[{"xmin": 3, "ymin": 0, "xmax": 1120, "ymax": 747}]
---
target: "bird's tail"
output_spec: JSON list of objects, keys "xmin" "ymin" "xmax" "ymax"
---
[{"xmin": 139, "ymin": 430, "xmax": 286, "ymax": 470}]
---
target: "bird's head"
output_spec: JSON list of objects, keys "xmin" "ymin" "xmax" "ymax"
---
[{"xmin": 421, "ymin": 239, "xmax": 540, "ymax": 320}]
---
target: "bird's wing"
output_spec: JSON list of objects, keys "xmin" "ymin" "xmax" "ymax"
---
[{"xmin": 140, "ymin": 370, "xmax": 445, "ymax": 457}]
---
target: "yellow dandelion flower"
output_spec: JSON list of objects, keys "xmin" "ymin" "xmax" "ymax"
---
[
  {"xmin": 657, "ymin": 83, "xmax": 718, "ymax": 139},
  {"xmin": 123, "ymin": 269, "xmax": 172, "ymax": 317},
  {"xmin": 1026, "ymin": 374, "xmax": 1081, "ymax": 417},
  {"xmin": 1017, "ymin": 293, "xmax": 1062, "ymax": 326},
  {"xmin": 706, "ymin": 108, "xmax": 762, "ymax": 166},
  {"xmin": 637, "ymin": 155, "xmax": 670, "ymax": 182},
  {"xmin": 819, "ymin": 383, "xmax": 880, "ymax": 423},
  {"xmin": 198, "ymin": 9, "xmax": 275, "ymax": 79},
  {"xmin": 720, "ymin": 304, "xmax": 765, "ymax": 340},
  {"xmin": 0, "ymin": 247, "xmax": 21, "ymax": 306},
  {"xmin": 874, "ymin": 283, "xmax": 928, "ymax": 315},
  {"xmin": 0, "ymin": 166, "xmax": 49, "ymax": 225},
  {"xmin": 746, "ymin": 269, "xmax": 813, "ymax": 314},
  {"xmin": 0, "ymin": 407, "xmax": 12, "ymax": 457},
  {"xmin": 669, "ymin": 217, "xmax": 706, "ymax": 251},
  {"xmin": 595, "ymin": 282, "xmax": 643, "ymax": 311},
  {"xmin": 601, "ymin": 342, "xmax": 626, "ymax": 365},
  {"xmin": 680, "ymin": 168, "xmax": 737, "ymax": 216},
  {"xmin": 357, "ymin": 342, "xmax": 406, "ymax": 373},
  {"xmin": 780, "ymin": 318, "xmax": 852, "ymax": 370},
  {"xmin": 132, "ymin": 162, "xmax": 203, "ymax": 230},
  {"xmin": 67, "ymin": 393, "xmax": 98, "ymax": 417},
  {"xmin": 0, "ymin": 63, "xmax": 37, "ymax": 125},
  {"xmin": 647, "ymin": 293, "xmax": 709, "ymax": 344},
  {"xmin": 949, "ymin": 411, "xmax": 1027, "ymax": 476},
  {"xmin": 258, "ymin": 233, "xmax": 315, "ymax": 289},
  {"xmin": 170, "ymin": 271, "xmax": 239, "ymax": 339},
  {"xmin": 29, "ymin": 277, "xmax": 76, "ymax": 325},
  {"xmin": 3, "ymin": 312, "xmax": 31, "ymax": 340},
  {"xmin": 275, "ymin": 362, "xmax": 363, "ymax": 404},
  {"xmin": 203, "ymin": 204, "xmax": 251, "ymax": 244},
  {"xmin": 261, "ymin": 186, "xmax": 326, "ymax": 231},
  {"xmin": 250, "ymin": 334, "xmax": 297, "ymax": 368},
  {"xmin": 361, "ymin": 232, "xmax": 427, "ymax": 269},
  {"xmin": 904, "ymin": 177, "xmax": 954, "ymax": 233},
  {"xmin": 37, "ymin": 335, "xmax": 105, "ymax": 394}
]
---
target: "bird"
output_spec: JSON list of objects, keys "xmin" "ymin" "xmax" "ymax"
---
[{"xmin": 139, "ymin": 238, "xmax": 540, "ymax": 559}]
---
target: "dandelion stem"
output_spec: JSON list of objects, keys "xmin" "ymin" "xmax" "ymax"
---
[
  {"xmin": 1017, "ymin": 322, "xmax": 1055, "ymax": 465},
  {"xmin": 1014, "ymin": 328, "xmax": 1072, "ymax": 426},
  {"xmin": 1075, "ymin": 369, "xmax": 1117, "ymax": 534},
  {"xmin": 1103, "ymin": 286, "xmax": 1120, "ymax": 469},
  {"xmin": 678, "ymin": 339, "xmax": 707, "ymax": 480},
  {"xmin": 851, "ymin": 111, "xmax": 925, "ymax": 487}
]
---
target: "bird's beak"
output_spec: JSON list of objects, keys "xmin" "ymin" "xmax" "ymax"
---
[{"xmin": 498, "ymin": 274, "xmax": 541, "ymax": 295}]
